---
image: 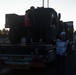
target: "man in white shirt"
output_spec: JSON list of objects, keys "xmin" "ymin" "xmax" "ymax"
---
[{"xmin": 56, "ymin": 31, "xmax": 71, "ymax": 75}]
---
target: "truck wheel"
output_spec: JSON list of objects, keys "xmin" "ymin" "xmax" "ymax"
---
[{"xmin": 9, "ymin": 28, "xmax": 21, "ymax": 44}]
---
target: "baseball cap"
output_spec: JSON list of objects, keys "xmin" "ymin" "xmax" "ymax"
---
[{"xmin": 60, "ymin": 31, "xmax": 66, "ymax": 35}]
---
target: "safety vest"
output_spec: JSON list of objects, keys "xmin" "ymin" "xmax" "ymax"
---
[{"xmin": 56, "ymin": 39, "xmax": 69, "ymax": 56}]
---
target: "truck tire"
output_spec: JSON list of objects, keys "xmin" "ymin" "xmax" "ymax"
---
[{"xmin": 9, "ymin": 28, "xmax": 21, "ymax": 44}]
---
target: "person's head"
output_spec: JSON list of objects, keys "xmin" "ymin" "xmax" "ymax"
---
[
  {"xmin": 60, "ymin": 31, "xmax": 66, "ymax": 40},
  {"xmin": 30, "ymin": 6, "xmax": 35, "ymax": 10}
]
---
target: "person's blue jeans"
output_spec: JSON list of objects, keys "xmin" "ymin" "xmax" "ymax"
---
[{"xmin": 56, "ymin": 54, "xmax": 66, "ymax": 75}]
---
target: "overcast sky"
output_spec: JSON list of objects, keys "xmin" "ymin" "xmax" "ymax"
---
[{"xmin": 0, "ymin": 0, "xmax": 76, "ymax": 30}]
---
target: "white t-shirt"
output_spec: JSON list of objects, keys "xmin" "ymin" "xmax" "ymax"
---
[{"xmin": 56, "ymin": 39, "xmax": 69, "ymax": 56}]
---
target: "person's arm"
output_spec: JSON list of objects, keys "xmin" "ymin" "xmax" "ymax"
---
[
  {"xmin": 51, "ymin": 39, "xmax": 56, "ymax": 52},
  {"xmin": 67, "ymin": 42, "xmax": 72, "ymax": 55}
]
